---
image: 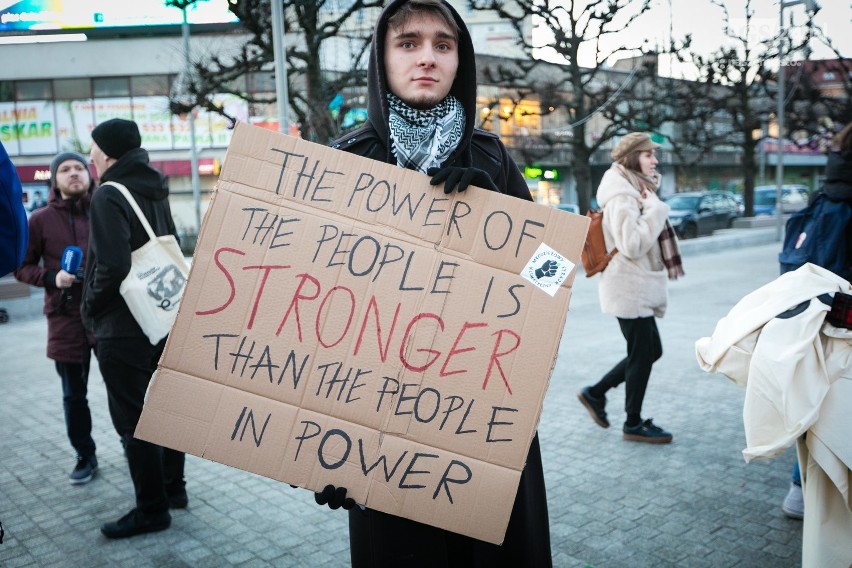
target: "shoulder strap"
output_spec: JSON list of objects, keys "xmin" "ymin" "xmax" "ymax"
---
[{"xmin": 101, "ymin": 181, "xmax": 157, "ymax": 241}]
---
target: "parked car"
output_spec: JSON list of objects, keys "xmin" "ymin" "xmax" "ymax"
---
[
  {"xmin": 753, "ymin": 185, "xmax": 809, "ymax": 216},
  {"xmin": 731, "ymin": 194, "xmax": 744, "ymax": 216},
  {"xmin": 553, "ymin": 203, "xmax": 580, "ymax": 214},
  {"xmin": 664, "ymin": 191, "xmax": 741, "ymax": 239}
]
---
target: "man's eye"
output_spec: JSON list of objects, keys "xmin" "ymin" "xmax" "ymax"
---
[{"xmin": 401, "ymin": 41, "xmax": 414, "ymax": 49}]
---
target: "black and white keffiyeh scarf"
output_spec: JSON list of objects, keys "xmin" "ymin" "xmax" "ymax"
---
[{"xmin": 387, "ymin": 93, "xmax": 465, "ymax": 173}]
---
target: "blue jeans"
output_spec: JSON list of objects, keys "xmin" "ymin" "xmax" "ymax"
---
[
  {"xmin": 55, "ymin": 361, "xmax": 96, "ymax": 459},
  {"xmin": 792, "ymin": 461, "xmax": 801, "ymax": 486}
]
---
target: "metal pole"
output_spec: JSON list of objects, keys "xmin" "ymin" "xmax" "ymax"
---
[
  {"xmin": 760, "ymin": 118, "xmax": 767, "ymax": 184},
  {"xmin": 181, "ymin": 7, "xmax": 202, "ymax": 234},
  {"xmin": 775, "ymin": 5, "xmax": 785, "ymax": 242},
  {"xmin": 270, "ymin": 0, "xmax": 289, "ymax": 134}
]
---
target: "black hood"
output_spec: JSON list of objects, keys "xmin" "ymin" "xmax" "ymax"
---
[
  {"xmin": 366, "ymin": 0, "xmax": 477, "ymax": 166},
  {"xmin": 100, "ymin": 147, "xmax": 169, "ymax": 200}
]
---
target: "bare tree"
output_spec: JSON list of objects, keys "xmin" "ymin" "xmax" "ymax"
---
[
  {"xmin": 469, "ymin": 0, "xmax": 670, "ymax": 213},
  {"xmin": 170, "ymin": 0, "xmax": 382, "ymax": 144},
  {"xmin": 666, "ymin": 0, "xmax": 820, "ymax": 216},
  {"xmin": 784, "ymin": 30, "xmax": 852, "ymax": 146}
]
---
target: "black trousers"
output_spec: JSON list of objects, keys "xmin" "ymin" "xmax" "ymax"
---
[
  {"xmin": 55, "ymin": 360, "xmax": 96, "ymax": 460},
  {"xmin": 97, "ymin": 337, "xmax": 185, "ymax": 514},
  {"xmin": 592, "ymin": 316, "xmax": 663, "ymax": 419}
]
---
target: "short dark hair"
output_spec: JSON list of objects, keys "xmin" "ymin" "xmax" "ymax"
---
[{"xmin": 387, "ymin": 0, "xmax": 459, "ymax": 40}]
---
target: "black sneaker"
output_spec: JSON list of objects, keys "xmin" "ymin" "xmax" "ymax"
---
[
  {"xmin": 69, "ymin": 455, "xmax": 98, "ymax": 485},
  {"xmin": 623, "ymin": 419, "xmax": 673, "ymax": 444},
  {"xmin": 100, "ymin": 508, "xmax": 171, "ymax": 539},
  {"xmin": 577, "ymin": 387, "xmax": 609, "ymax": 428}
]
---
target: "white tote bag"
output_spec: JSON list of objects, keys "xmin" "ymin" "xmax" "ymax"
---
[{"xmin": 103, "ymin": 181, "xmax": 189, "ymax": 345}]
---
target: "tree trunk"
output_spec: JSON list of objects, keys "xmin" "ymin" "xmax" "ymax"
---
[
  {"xmin": 572, "ymin": 125, "xmax": 593, "ymax": 214},
  {"xmin": 742, "ymin": 134, "xmax": 756, "ymax": 217}
]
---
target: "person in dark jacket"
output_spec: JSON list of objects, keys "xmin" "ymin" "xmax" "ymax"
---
[
  {"xmin": 0, "ymin": 140, "xmax": 27, "ymax": 277},
  {"xmin": 82, "ymin": 118, "xmax": 186, "ymax": 539},
  {"xmin": 320, "ymin": 2, "xmax": 552, "ymax": 566},
  {"xmin": 15, "ymin": 152, "xmax": 99, "ymax": 484},
  {"xmin": 814, "ymin": 121, "xmax": 852, "ymax": 275},
  {"xmin": 781, "ymin": 120, "xmax": 852, "ymax": 520}
]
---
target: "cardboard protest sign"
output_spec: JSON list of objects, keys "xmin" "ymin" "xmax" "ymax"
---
[{"xmin": 136, "ymin": 122, "xmax": 589, "ymax": 544}]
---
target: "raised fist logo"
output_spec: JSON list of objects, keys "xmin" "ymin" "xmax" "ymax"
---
[{"xmin": 534, "ymin": 260, "xmax": 559, "ymax": 280}]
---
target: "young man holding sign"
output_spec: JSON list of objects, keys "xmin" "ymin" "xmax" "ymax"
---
[{"xmin": 323, "ymin": 1, "xmax": 552, "ymax": 565}]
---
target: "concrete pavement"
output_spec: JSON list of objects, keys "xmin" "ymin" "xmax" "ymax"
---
[{"xmin": 0, "ymin": 231, "xmax": 805, "ymax": 567}]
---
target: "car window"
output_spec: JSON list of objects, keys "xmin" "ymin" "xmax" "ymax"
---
[
  {"xmin": 754, "ymin": 190, "xmax": 775, "ymax": 206},
  {"xmin": 665, "ymin": 195, "xmax": 700, "ymax": 210}
]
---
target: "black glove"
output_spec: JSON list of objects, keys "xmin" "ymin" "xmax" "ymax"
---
[
  {"xmin": 314, "ymin": 484, "xmax": 356, "ymax": 510},
  {"xmin": 428, "ymin": 166, "xmax": 499, "ymax": 194}
]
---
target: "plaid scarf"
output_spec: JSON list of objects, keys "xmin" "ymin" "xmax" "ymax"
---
[
  {"xmin": 828, "ymin": 291, "xmax": 852, "ymax": 328},
  {"xmin": 387, "ymin": 93, "xmax": 465, "ymax": 173},
  {"xmin": 613, "ymin": 164, "xmax": 685, "ymax": 280}
]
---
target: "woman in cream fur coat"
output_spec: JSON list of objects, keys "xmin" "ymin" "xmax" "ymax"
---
[{"xmin": 577, "ymin": 132, "xmax": 684, "ymax": 444}]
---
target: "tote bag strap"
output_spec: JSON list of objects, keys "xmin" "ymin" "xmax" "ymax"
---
[{"xmin": 101, "ymin": 181, "xmax": 158, "ymax": 242}]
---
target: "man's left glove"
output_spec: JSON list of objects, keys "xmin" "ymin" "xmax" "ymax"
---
[
  {"xmin": 429, "ymin": 166, "xmax": 498, "ymax": 194},
  {"xmin": 314, "ymin": 484, "xmax": 356, "ymax": 510}
]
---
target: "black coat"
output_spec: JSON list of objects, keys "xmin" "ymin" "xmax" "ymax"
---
[
  {"xmin": 331, "ymin": 2, "xmax": 551, "ymax": 566},
  {"xmin": 82, "ymin": 148, "xmax": 178, "ymax": 339}
]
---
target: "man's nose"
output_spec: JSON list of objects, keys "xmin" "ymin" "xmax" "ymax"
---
[{"xmin": 417, "ymin": 46, "xmax": 437, "ymax": 66}]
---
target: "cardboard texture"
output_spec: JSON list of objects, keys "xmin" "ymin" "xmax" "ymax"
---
[{"xmin": 136, "ymin": 122, "xmax": 589, "ymax": 544}]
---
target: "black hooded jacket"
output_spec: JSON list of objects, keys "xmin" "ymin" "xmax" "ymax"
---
[
  {"xmin": 330, "ymin": 2, "xmax": 551, "ymax": 566},
  {"xmin": 331, "ymin": 0, "xmax": 532, "ymax": 203},
  {"xmin": 82, "ymin": 147, "xmax": 178, "ymax": 339}
]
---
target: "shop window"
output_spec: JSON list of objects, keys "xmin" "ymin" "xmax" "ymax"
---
[
  {"xmin": 132, "ymin": 75, "xmax": 170, "ymax": 97},
  {"xmin": 0, "ymin": 81, "xmax": 13, "ymax": 102},
  {"xmin": 15, "ymin": 80, "xmax": 52, "ymax": 101},
  {"xmin": 54, "ymin": 78, "xmax": 92, "ymax": 100},
  {"xmin": 94, "ymin": 77, "xmax": 130, "ymax": 98},
  {"xmin": 247, "ymin": 71, "xmax": 275, "ymax": 94}
]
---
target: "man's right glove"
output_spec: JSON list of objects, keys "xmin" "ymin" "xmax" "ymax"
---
[
  {"xmin": 314, "ymin": 484, "xmax": 356, "ymax": 510},
  {"xmin": 428, "ymin": 166, "xmax": 499, "ymax": 194}
]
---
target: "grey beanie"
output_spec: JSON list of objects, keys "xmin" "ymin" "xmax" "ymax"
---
[{"xmin": 50, "ymin": 152, "xmax": 89, "ymax": 188}]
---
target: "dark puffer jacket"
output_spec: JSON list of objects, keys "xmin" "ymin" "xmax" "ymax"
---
[
  {"xmin": 14, "ymin": 178, "xmax": 95, "ymax": 362},
  {"xmin": 82, "ymin": 147, "xmax": 178, "ymax": 339}
]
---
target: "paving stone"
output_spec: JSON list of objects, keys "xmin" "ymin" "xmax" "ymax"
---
[{"xmin": 0, "ymin": 242, "xmax": 805, "ymax": 566}]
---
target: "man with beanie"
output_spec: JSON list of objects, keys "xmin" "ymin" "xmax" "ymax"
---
[
  {"xmin": 82, "ymin": 118, "xmax": 187, "ymax": 538},
  {"xmin": 318, "ymin": 2, "xmax": 552, "ymax": 566},
  {"xmin": 15, "ymin": 152, "xmax": 99, "ymax": 484}
]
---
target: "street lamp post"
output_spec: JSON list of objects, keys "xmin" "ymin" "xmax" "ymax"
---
[
  {"xmin": 181, "ymin": 8, "xmax": 202, "ymax": 234},
  {"xmin": 167, "ymin": 0, "xmax": 203, "ymax": 235},
  {"xmin": 270, "ymin": 0, "xmax": 289, "ymax": 134},
  {"xmin": 776, "ymin": 0, "xmax": 820, "ymax": 241}
]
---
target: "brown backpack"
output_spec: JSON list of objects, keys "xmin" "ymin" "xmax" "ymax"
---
[{"xmin": 581, "ymin": 209, "xmax": 618, "ymax": 277}]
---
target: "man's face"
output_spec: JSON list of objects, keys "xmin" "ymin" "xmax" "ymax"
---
[
  {"xmin": 384, "ymin": 12, "xmax": 459, "ymax": 110},
  {"xmin": 55, "ymin": 159, "xmax": 90, "ymax": 199},
  {"xmin": 89, "ymin": 142, "xmax": 111, "ymax": 178}
]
